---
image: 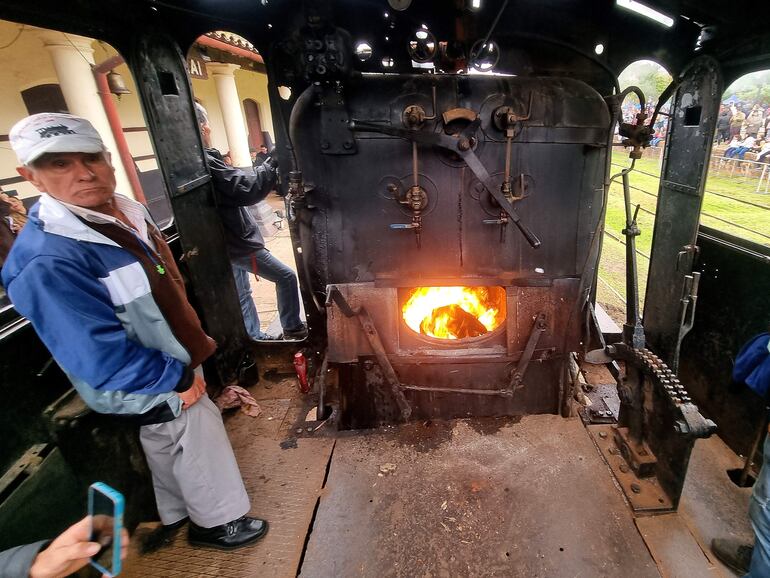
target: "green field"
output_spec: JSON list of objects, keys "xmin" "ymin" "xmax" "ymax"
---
[{"xmin": 596, "ymin": 150, "xmax": 770, "ymax": 322}]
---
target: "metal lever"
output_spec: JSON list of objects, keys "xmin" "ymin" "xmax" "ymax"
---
[
  {"xmin": 671, "ymin": 271, "xmax": 701, "ymax": 374},
  {"xmin": 351, "ymin": 119, "xmax": 541, "ymax": 248},
  {"xmin": 510, "ymin": 312, "xmax": 548, "ymax": 390},
  {"xmin": 325, "ymin": 286, "xmax": 412, "ymax": 420}
]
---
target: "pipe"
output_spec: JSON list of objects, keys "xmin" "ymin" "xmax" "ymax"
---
[
  {"xmin": 92, "ymin": 56, "xmax": 146, "ymax": 204},
  {"xmin": 195, "ymin": 35, "xmax": 264, "ymax": 64}
]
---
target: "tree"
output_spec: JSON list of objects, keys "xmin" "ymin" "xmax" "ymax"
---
[
  {"xmin": 724, "ymin": 70, "xmax": 770, "ymax": 106},
  {"xmin": 618, "ymin": 60, "xmax": 673, "ymax": 106}
]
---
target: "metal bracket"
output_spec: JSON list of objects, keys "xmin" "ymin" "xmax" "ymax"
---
[
  {"xmin": 676, "ymin": 244, "xmax": 700, "ymax": 273},
  {"xmin": 613, "ymin": 425, "xmax": 657, "ymax": 478},
  {"xmin": 319, "ymin": 84, "xmax": 357, "ymax": 155},
  {"xmin": 175, "ymin": 174, "xmax": 211, "ymax": 196},
  {"xmin": 662, "ymin": 180, "xmax": 699, "ymax": 197},
  {"xmin": 510, "ymin": 312, "xmax": 547, "ymax": 390}
]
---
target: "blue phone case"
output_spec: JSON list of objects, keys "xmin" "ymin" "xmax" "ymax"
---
[{"xmin": 88, "ymin": 482, "xmax": 125, "ymax": 577}]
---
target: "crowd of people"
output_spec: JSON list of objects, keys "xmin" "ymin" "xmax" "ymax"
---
[{"xmin": 715, "ymin": 102, "xmax": 770, "ymax": 165}]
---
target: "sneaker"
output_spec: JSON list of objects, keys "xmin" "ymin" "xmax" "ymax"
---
[
  {"xmin": 711, "ymin": 538, "xmax": 753, "ymax": 574},
  {"xmin": 189, "ymin": 516, "xmax": 268, "ymax": 550},
  {"xmin": 254, "ymin": 333, "xmax": 281, "ymax": 341},
  {"xmin": 283, "ymin": 323, "xmax": 308, "ymax": 340}
]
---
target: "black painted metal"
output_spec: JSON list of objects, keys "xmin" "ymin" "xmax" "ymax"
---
[
  {"xmin": 678, "ymin": 227, "xmax": 770, "ymax": 459},
  {"xmin": 299, "ymin": 75, "xmax": 608, "ymax": 425},
  {"xmin": 129, "ymin": 30, "xmax": 251, "ymax": 386},
  {"xmin": 0, "ymin": 0, "xmax": 766, "ymax": 548},
  {"xmin": 644, "ymin": 56, "xmax": 722, "ymax": 365},
  {"xmin": 291, "ymin": 75, "xmax": 609, "ymax": 285}
]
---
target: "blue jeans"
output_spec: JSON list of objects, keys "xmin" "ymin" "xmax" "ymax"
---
[
  {"xmin": 727, "ymin": 146, "xmax": 750, "ymax": 159},
  {"xmin": 746, "ymin": 435, "xmax": 770, "ymax": 578},
  {"xmin": 231, "ymin": 248, "xmax": 302, "ymax": 340}
]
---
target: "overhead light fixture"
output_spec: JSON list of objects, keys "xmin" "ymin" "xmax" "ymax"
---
[
  {"xmin": 616, "ymin": 0, "xmax": 674, "ymax": 28},
  {"xmin": 594, "ymin": 43, "xmax": 605, "ymax": 55},
  {"xmin": 471, "ymin": 0, "xmax": 481, "ymax": 8}
]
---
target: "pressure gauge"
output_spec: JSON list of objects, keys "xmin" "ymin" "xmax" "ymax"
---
[{"xmin": 388, "ymin": 0, "xmax": 412, "ymax": 11}]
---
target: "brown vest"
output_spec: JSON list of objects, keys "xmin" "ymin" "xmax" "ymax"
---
[{"xmin": 85, "ymin": 219, "xmax": 216, "ymax": 368}]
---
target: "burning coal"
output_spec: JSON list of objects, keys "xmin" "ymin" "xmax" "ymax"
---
[{"xmin": 402, "ymin": 286, "xmax": 506, "ymax": 340}]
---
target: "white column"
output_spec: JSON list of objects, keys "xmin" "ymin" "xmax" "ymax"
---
[
  {"xmin": 208, "ymin": 62, "xmax": 251, "ymax": 168},
  {"xmin": 37, "ymin": 31, "xmax": 133, "ymax": 197}
]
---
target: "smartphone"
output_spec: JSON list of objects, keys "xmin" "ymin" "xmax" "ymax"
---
[{"xmin": 88, "ymin": 482, "xmax": 125, "ymax": 577}]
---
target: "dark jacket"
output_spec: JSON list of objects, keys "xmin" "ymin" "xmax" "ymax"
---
[
  {"xmin": 717, "ymin": 110, "xmax": 732, "ymax": 130},
  {"xmin": 205, "ymin": 148, "xmax": 277, "ymax": 259},
  {"xmin": 0, "ymin": 540, "xmax": 48, "ymax": 577}
]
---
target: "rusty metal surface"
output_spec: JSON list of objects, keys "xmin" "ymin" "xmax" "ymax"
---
[
  {"xmin": 635, "ymin": 514, "xmax": 723, "ymax": 578},
  {"xmin": 122, "ymin": 431, "xmax": 333, "ymax": 578},
  {"xmin": 300, "ymin": 415, "xmax": 660, "ymax": 578},
  {"xmin": 589, "ymin": 424, "xmax": 674, "ymax": 513},
  {"xmin": 679, "ymin": 436, "xmax": 754, "ymax": 577}
]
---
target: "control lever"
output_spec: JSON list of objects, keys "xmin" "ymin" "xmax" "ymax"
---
[
  {"xmin": 351, "ymin": 119, "xmax": 541, "ymax": 248},
  {"xmin": 671, "ymin": 271, "xmax": 701, "ymax": 374}
]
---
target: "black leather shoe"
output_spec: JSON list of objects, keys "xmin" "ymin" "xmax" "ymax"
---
[
  {"xmin": 283, "ymin": 323, "xmax": 308, "ymax": 340},
  {"xmin": 711, "ymin": 538, "xmax": 753, "ymax": 574},
  {"xmin": 188, "ymin": 516, "xmax": 268, "ymax": 550}
]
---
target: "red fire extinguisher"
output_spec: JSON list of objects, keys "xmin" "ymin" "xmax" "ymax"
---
[{"xmin": 294, "ymin": 351, "xmax": 310, "ymax": 393}]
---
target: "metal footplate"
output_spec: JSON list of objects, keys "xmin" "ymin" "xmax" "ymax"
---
[{"xmin": 588, "ymin": 343, "xmax": 716, "ymax": 513}]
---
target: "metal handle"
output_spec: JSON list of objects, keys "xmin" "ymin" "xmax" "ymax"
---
[{"xmin": 514, "ymin": 219, "xmax": 542, "ymax": 248}]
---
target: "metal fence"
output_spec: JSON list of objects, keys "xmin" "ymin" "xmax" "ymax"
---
[{"xmin": 597, "ymin": 152, "xmax": 770, "ymax": 319}]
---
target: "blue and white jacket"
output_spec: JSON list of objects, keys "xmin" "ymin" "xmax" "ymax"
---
[{"xmin": 1, "ymin": 194, "xmax": 207, "ymax": 425}]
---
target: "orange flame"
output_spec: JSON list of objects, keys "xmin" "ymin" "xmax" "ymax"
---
[{"xmin": 402, "ymin": 286, "xmax": 506, "ymax": 340}]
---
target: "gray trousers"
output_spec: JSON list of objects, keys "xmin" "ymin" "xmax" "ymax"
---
[{"xmin": 139, "ymin": 394, "xmax": 250, "ymax": 528}]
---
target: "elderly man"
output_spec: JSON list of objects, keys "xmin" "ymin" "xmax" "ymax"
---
[
  {"xmin": 194, "ymin": 102, "xmax": 307, "ymax": 341},
  {"xmin": 1, "ymin": 113, "xmax": 267, "ymax": 550}
]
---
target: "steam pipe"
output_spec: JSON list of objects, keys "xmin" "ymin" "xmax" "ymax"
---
[{"xmin": 92, "ymin": 56, "xmax": 146, "ymax": 204}]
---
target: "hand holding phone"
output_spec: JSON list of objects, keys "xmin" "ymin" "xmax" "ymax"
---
[
  {"xmin": 28, "ymin": 516, "xmax": 100, "ymax": 578},
  {"xmin": 89, "ymin": 482, "xmax": 126, "ymax": 577}
]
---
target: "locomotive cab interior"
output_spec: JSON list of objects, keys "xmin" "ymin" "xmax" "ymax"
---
[{"xmin": 0, "ymin": 0, "xmax": 768, "ymax": 575}]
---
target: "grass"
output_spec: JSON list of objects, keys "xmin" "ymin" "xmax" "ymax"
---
[{"xmin": 597, "ymin": 150, "xmax": 770, "ymax": 323}]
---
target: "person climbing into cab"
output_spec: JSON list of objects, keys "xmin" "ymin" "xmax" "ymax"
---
[{"xmin": 194, "ymin": 101, "xmax": 307, "ymax": 341}]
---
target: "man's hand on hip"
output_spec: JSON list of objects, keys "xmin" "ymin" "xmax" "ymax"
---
[{"xmin": 179, "ymin": 372, "xmax": 207, "ymax": 409}]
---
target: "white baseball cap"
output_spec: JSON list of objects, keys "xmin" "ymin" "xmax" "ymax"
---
[{"xmin": 9, "ymin": 113, "xmax": 106, "ymax": 166}]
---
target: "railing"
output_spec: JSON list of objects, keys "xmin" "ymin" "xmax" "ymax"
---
[{"xmin": 597, "ymin": 151, "xmax": 770, "ymax": 319}]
